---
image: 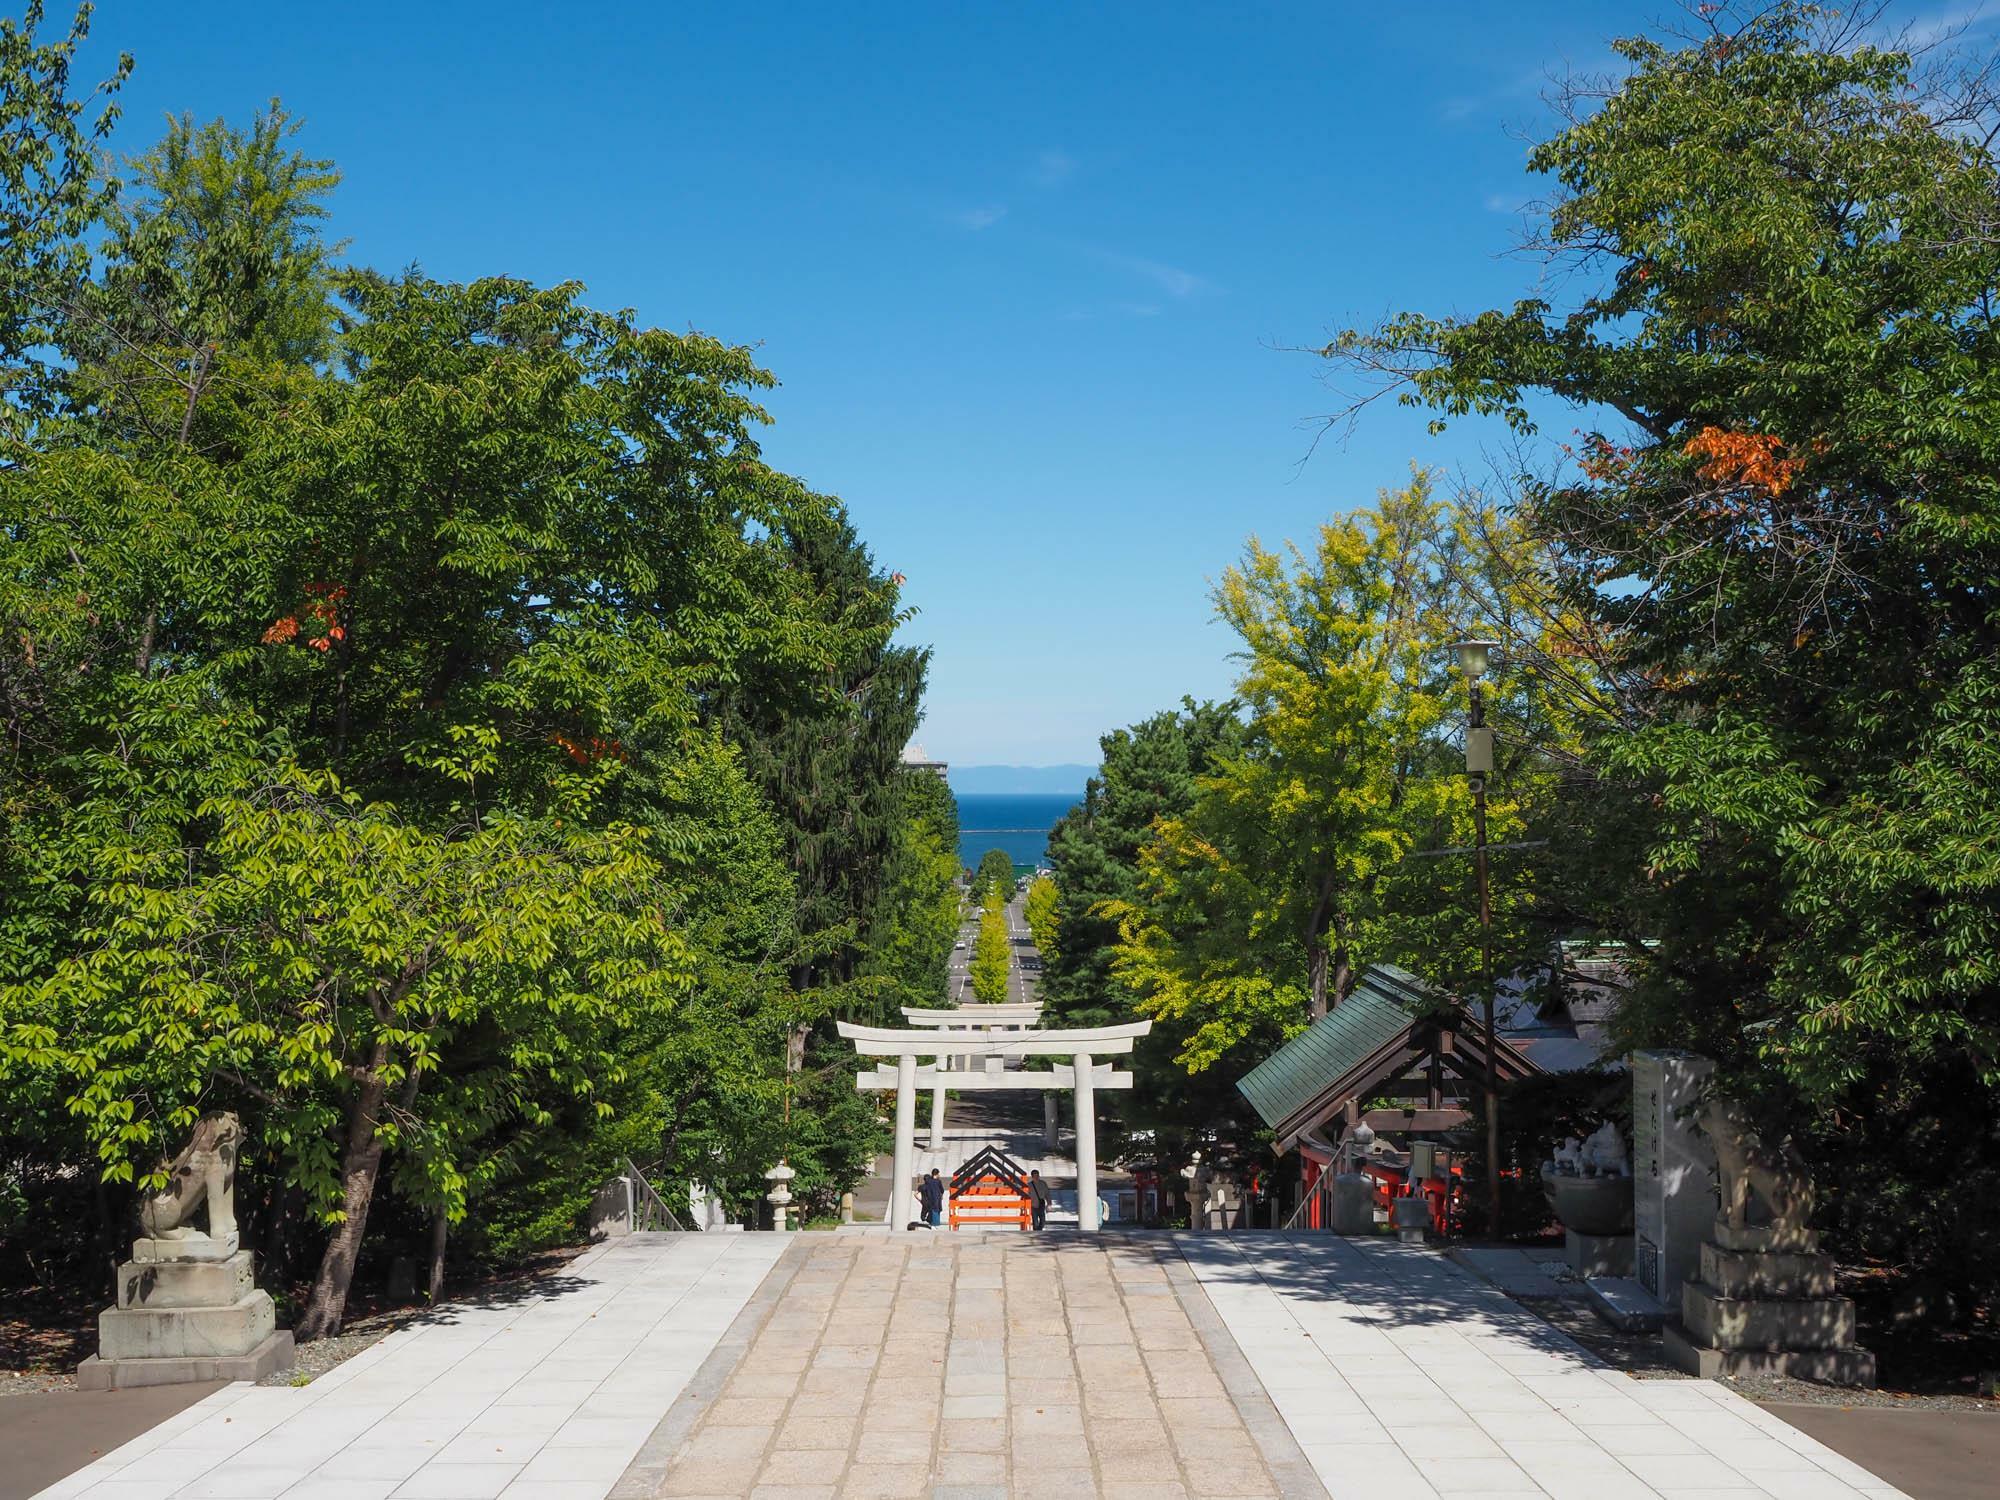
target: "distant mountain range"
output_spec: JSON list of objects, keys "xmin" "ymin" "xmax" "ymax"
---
[{"xmin": 947, "ymin": 763, "xmax": 1096, "ymax": 795}]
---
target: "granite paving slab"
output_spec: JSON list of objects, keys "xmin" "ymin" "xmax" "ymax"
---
[
  {"xmin": 624, "ymin": 1232, "xmax": 1322, "ymax": 1499},
  {"xmin": 31, "ymin": 1232, "xmax": 791, "ymax": 1500},
  {"xmin": 1182, "ymin": 1231, "xmax": 1913, "ymax": 1500}
]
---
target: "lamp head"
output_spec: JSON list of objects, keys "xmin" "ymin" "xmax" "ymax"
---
[{"xmin": 1450, "ymin": 639, "xmax": 1501, "ymax": 681}]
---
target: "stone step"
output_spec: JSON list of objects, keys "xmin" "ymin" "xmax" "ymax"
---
[
  {"xmin": 1681, "ymin": 1280, "xmax": 1856, "ymax": 1352},
  {"xmin": 99, "ymin": 1287, "xmax": 277, "ymax": 1361},
  {"xmin": 1586, "ymin": 1275, "xmax": 1665, "ymax": 1331},
  {"xmin": 76, "ymin": 1331, "xmax": 294, "ymax": 1390},
  {"xmin": 1662, "ymin": 1319, "xmax": 1876, "ymax": 1387},
  {"xmin": 1699, "ymin": 1239, "xmax": 1835, "ymax": 1298}
]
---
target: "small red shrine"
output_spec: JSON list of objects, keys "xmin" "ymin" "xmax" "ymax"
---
[{"xmin": 949, "ymin": 1146, "xmax": 1033, "ymax": 1230}]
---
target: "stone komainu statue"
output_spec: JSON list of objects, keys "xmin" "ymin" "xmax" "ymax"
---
[
  {"xmin": 138, "ymin": 1110, "xmax": 242, "ymax": 1242},
  {"xmin": 1701, "ymin": 1096, "xmax": 1814, "ymax": 1240}
]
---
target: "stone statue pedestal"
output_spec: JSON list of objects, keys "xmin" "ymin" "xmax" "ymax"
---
[
  {"xmin": 79, "ymin": 1110, "xmax": 294, "ymax": 1388},
  {"xmin": 1565, "ymin": 1229, "xmax": 1634, "ymax": 1277},
  {"xmin": 1663, "ymin": 1219, "xmax": 1875, "ymax": 1387},
  {"xmin": 131, "ymin": 1231, "xmax": 239, "ymax": 1263},
  {"xmin": 79, "ymin": 1247, "xmax": 293, "ymax": 1389}
]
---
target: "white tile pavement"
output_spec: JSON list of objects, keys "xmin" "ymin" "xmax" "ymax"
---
[
  {"xmin": 1176, "ymin": 1231, "xmax": 1911, "ymax": 1500},
  {"xmin": 33, "ymin": 1232, "xmax": 790, "ymax": 1500}
]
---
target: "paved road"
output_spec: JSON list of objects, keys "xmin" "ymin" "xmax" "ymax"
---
[
  {"xmin": 42, "ymin": 1231, "xmax": 1925, "ymax": 1500},
  {"xmin": 2, "ymin": 1382, "xmax": 224, "ymax": 1500},
  {"xmin": 942, "ymin": 887, "xmax": 1039, "ymax": 1008}
]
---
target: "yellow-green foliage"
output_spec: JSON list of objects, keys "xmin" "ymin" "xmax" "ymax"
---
[
  {"xmin": 1023, "ymin": 875, "xmax": 1060, "ymax": 960},
  {"xmin": 970, "ymin": 900, "xmax": 1011, "ymax": 1003},
  {"xmin": 1105, "ymin": 475, "xmax": 1576, "ymax": 1071}
]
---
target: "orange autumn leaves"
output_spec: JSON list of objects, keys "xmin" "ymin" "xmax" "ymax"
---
[
  {"xmin": 1684, "ymin": 426, "xmax": 1806, "ymax": 497},
  {"xmin": 1574, "ymin": 426, "xmax": 1808, "ymax": 502},
  {"xmin": 550, "ymin": 732, "xmax": 626, "ymax": 766},
  {"xmin": 261, "ymin": 583, "xmax": 347, "ymax": 652}
]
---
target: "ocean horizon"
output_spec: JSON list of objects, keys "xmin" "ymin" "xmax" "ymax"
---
[{"xmin": 954, "ymin": 791, "xmax": 1080, "ymax": 875}]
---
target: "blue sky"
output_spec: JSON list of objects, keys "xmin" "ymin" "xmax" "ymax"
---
[{"xmin": 72, "ymin": 2, "xmax": 1955, "ymax": 763}]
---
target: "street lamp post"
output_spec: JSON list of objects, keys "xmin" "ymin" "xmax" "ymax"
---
[{"xmin": 1451, "ymin": 639, "xmax": 1503, "ymax": 1241}]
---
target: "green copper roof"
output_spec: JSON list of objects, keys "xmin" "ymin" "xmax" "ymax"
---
[{"xmin": 1236, "ymin": 964, "xmax": 1432, "ymax": 1130}]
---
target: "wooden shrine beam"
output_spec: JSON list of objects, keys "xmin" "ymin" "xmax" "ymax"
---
[{"xmin": 1360, "ymin": 1107, "xmax": 1472, "ymax": 1133}]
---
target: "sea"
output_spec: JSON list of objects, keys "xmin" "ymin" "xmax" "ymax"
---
[{"xmin": 953, "ymin": 792, "xmax": 1081, "ymax": 876}]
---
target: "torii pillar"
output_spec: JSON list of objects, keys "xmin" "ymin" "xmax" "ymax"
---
[
  {"xmin": 889, "ymin": 1053, "xmax": 917, "ymax": 1226},
  {"xmin": 930, "ymin": 1053, "xmax": 947, "ymax": 1150},
  {"xmin": 841, "ymin": 1018, "xmax": 1149, "ymax": 1232},
  {"xmin": 1074, "ymin": 1050, "xmax": 1098, "ymax": 1230}
]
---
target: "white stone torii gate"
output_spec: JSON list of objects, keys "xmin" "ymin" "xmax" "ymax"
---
[
  {"xmin": 840, "ymin": 1018, "xmax": 1151, "ymax": 1231},
  {"xmin": 900, "ymin": 1004, "xmax": 1044, "ymax": 1150}
]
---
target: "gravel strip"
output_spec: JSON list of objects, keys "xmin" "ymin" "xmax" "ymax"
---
[{"xmin": 256, "ymin": 1308, "xmax": 402, "ymax": 1385}]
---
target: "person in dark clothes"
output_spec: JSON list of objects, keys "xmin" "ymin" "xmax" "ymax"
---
[
  {"xmin": 1029, "ymin": 1168, "xmax": 1052, "ymax": 1230},
  {"xmin": 919, "ymin": 1168, "xmax": 945, "ymax": 1228}
]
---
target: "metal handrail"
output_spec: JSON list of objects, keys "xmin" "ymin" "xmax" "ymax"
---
[
  {"xmin": 622, "ymin": 1156, "xmax": 690, "ymax": 1232},
  {"xmin": 1282, "ymin": 1170, "xmax": 1334, "ymax": 1231}
]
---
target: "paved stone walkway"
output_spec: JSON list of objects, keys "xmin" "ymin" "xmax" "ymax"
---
[
  {"xmin": 1180, "ymin": 1233, "xmax": 1910, "ymax": 1500},
  {"xmin": 35, "ymin": 1229, "xmax": 1918, "ymax": 1500},
  {"xmin": 619, "ymin": 1233, "xmax": 1311, "ymax": 1499},
  {"xmin": 34, "ymin": 1232, "xmax": 789, "ymax": 1500}
]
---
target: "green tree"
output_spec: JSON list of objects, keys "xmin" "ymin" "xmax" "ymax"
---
[
  {"xmin": 1107, "ymin": 480, "xmax": 1467, "ymax": 1068},
  {"xmin": 78, "ymin": 98, "xmax": 341, "ymax": 382},
  {"xmin": 974, "ymin": 847, "xmax": 1015, "ymax": 904},
  {"xmin": 5, "ymin": 728, "xmax": 687, "ymax": 1338},
  {"xmin": 1042, "ymin": 701, "xmax": 1242, "ymax": 1027},
  {"xmin": 0, "ymin": 2, "xmax": 129, "ymax": 438},
  {"xmin": 0, "ymin": 100, "xmax": 905, "ymax": 1333},
  {"xmin": 1022, "ymin": 874, "xmax": 1060, "ymax": 960},
  {"xmin": 718, "ymin": 504, "xmax": 925, "ymax": 1004},
  {"xmin": 858, "ymin": 770, "xmax": 963, "ymax": 1013},
  {"xmin": 970, "ymin": 900, "xmax": 1011, "ymax": 1004},
  {"xmin": 1327, "ymin": 3, "xmax": 2000, "ymax": 1295}
]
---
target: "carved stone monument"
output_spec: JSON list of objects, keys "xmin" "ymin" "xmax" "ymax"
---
[
  {"xmin": 77, "ymin": 1112, "xmax": 294, "ymax": 1389},
  {"xmin": 1662, "ymin": 1097, "xmax": 1877, "ymax": 1386},
  {"xmin": 1632, "ymin": 1050, "xmax": 1716, "ymax": 1306}
]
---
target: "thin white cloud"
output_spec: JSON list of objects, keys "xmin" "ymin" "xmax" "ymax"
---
[
  {"xmin": 1092, "ymin": 248, "xmax": 1208, "ymax": 299},
  {"xmin": 957, "ymin": 205, "xmax": 1007, "ymax": 230},
  {"xmin": 1441, "ymin": 45, "xmax": 1629, "ymax": 127},
  {"xmin": 1441, "ymin": 63, "xmax": 1549, "ymax": 123},
  {"xmin": 1034, "ymin": 148, "xmax": 1077, "ymax": 186}
]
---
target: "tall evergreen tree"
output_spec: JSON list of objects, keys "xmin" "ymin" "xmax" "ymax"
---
[
  {"xmin": 857, "ymin": 769, "xmax": 962, "ymax": 1015},
  {"xmin": 716, "ymin": 502, "xmax": 928, "ymax": 1003}
]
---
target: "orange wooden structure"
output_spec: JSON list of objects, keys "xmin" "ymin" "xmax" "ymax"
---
[{"xmin": 949, "ymin": 1146, "xmax": 1032, "ymax": 1230}]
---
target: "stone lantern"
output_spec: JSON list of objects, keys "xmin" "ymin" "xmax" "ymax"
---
[{"xmin": 764, "ymin": 1159, "xmax": 796, "ymax": 1232}]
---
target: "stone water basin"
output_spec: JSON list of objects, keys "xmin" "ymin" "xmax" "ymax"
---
[{"xmin": 1540, "ymin": 1166, "xmax": 1634, "ymax": 1235}]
